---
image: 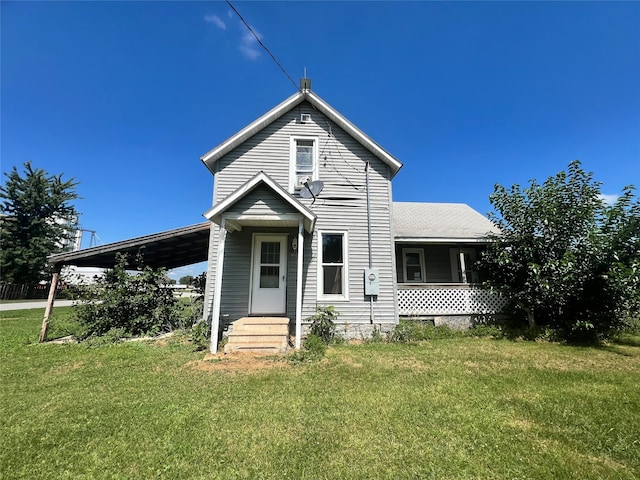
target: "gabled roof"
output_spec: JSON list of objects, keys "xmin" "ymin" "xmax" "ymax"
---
[
  {"xmin": 200, "ymin": 89, "xmax": 403, "ymax": 178},
  {"xmin": 203, "ymin": 171, "xmax": 316, "ymax": 233},
  {"xmin": 393, "ymin": 202, "xmax": 499, "ymax": 242}
]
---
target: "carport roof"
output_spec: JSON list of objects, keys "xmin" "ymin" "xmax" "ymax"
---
[{"xmin": 48, "ymin": 222, "xmax": 211, "ymax": 270}]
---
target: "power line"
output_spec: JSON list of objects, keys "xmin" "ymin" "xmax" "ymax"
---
[{"xmin": 225, "ymin": 0, "xmax": 300, "ymax": 92}]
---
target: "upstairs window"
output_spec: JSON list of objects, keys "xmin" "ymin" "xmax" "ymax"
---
[{"xmin": 290, "ymin": 137, "xmax": 317, "ymax": 191}]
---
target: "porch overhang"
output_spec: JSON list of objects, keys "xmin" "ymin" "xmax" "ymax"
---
[
  {"xmin": 203, "ymin": 171, "xmax": 316, "ymax": 233},
  {"xmin": 219, "ymin": 213, "xmax": 310, "ymax": 233},
  {"xmin": 394, "ymin": 236, "xmax": 493, "ymax": 244}
]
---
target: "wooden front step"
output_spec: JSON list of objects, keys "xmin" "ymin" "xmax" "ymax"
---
[{"xmin": 224, "ymin": 317, "xmax": 290, "ymax": 354}]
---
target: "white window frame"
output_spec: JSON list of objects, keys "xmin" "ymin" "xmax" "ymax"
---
[
  {"xmin": 317, "ymin": 231, "xmax": 349, "ymax": 300},
  {"xmin": 449, "ymin": 247, "xmax": 479, "ymax": 284},
  {"xmin": 402, "ymin": 248, "xmax": 426, "ymax": 283},
  {"xmin": 289, "ymin": 136, "xmax": 318, "ymax": 192}
]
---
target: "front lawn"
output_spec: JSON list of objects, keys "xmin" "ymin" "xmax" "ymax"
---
[{"xmin": 1, "ymin": 308, "xmax": 639, "ymax": 479}]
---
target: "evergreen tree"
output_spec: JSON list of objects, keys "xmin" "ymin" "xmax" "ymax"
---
[{"xmin": 1, "ymin": 162, "xmax": 79, "ymax": 284}]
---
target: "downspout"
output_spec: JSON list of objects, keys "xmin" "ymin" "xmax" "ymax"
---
[{"xmin": 365, "ymin": 161, "xmax": 374, "ymax": 324}]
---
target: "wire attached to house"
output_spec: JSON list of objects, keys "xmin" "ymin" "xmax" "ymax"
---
[{"xmin": 226, "ymin": 0, "xmax": 300, "ymax": 92}]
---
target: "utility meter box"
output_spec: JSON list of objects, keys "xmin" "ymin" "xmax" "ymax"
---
[{"xmin": 364, "ymin": 268, "xmax": 380, "ymax": 296}]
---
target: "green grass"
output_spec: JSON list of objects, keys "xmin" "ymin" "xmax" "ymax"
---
[{"xmin": 2, "ymin": 309, "xmax": 639, "ymax": 479}]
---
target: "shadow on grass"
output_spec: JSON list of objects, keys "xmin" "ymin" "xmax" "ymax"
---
[{"xmin": 612, "ymin": 333, "xmax": 640, "ymax": 347}]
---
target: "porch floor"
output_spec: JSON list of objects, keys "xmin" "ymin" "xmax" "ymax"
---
[{"xmin": 224, "ymin": 317, "xmax": 290, "ymax": 354}]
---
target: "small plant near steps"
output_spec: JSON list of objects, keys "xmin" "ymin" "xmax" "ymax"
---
[{"xmin": 223, "ymin": 317, "xmax": 289, "ymax": 354}]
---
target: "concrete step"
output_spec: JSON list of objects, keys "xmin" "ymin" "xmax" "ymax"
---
[
  {"xmin": 227, "ymin": 334, "xmax": 288, "ymax": 345},
  {"xmin": 234, "ymin": 317, "xmax": 289, "ymax": 326},
  {"xmin": 224, "ymin": 317, "xmax": 290, "ymax": 355},
  {"xmin": 224, "ymin": 342, "xmax": 289, "ymax": 354},
  {"xmin": 232, "ymin": 323, "xmax": 289, "ymax": 334}
]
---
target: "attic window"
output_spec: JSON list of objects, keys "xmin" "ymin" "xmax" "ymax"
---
[{"xmin": 290, "ymin": 137, "xmax": 317, "ymax": 191}]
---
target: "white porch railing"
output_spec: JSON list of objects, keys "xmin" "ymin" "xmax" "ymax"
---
[{"xmin": 398, "ymin": 284, "xmax": 508, "ymax": 316}]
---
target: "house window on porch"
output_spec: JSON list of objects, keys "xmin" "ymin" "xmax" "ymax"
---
[
  {"xmin": 402, "ymin": 248, "xmax": 425, "ymax": 283},
  {"xmin": 319, "ymin": 232, "xmax": 348, "ymax": 298},
  {"xmin": 449, "ymin": 248, "xmax": 479, "ymax": 283},
  {"xmin": 290, "ymin": 137, "xmax": 317, "ymax": 191}
]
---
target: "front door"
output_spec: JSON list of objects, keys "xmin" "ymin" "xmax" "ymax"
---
[{"xmin": 250, "ymin": 234, "xmax": 287, "ymax": 315}]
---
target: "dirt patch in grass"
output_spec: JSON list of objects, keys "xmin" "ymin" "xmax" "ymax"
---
[
  {"xmin": 50, "ymin": 361, "xmax": 85, "ymax": 375},
  {"xmin": 185, "ymin": 352, "xmax": 292, "ymax": 373}
]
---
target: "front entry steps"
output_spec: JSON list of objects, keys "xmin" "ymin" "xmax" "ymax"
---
[{"xmin": 224, "ymin": 317, "xmax": 290, "ymax": 354}]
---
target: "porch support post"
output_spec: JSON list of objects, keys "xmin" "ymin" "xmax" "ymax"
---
[
  {"xmin": 39, "ymin": 264, "xmax": 62, "ymax": 343},
  {"xmin": 210, "ymin": 219, "xmax": 227, "ymax": 354},
  {"xmin": 295, "ymin": 219, "xmax": 304, "ymax": 349}
]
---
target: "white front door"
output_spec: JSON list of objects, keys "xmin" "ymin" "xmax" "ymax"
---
[{"xmin": 250, "ymin": 234, "xmax": 287, "ymax": 314}]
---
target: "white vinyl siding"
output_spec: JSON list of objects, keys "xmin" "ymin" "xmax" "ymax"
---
[{"xmin": 205, "ymin": 101, "xmax": 397, "ymax": 327}]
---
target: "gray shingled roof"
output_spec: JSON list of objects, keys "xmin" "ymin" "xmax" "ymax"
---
[{"xmin": 393, "ymin": 202, "xmax": 499, "ymax": 241}]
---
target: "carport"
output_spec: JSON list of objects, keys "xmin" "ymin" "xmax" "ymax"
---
[{"xmin": 39, "ymin": 222, "xmax": 211, "ymax": 342}]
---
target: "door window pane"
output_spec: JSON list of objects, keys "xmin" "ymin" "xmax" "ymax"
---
[
  {"xmin": 260, "ymin": 265, "xmax": 279, "ymax": 288},
  {"xmin": 261, "ymin": 242, "xmax": 280, "ymax": 265}
]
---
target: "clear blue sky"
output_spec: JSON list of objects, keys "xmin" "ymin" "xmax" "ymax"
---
[{"xmin": 2, "ymin": 1, "xmax": 639, "ymax": 279}]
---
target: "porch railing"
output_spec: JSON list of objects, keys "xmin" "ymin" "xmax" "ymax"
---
[{"xmin": 397, "ymin": 283, "xmax": 508, "ymax": 316}]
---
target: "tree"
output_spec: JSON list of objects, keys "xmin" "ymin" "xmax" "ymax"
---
[
  {"xmin": 71, "ymin": 253, "xmax": 184, "ymax": 339},
  {"xmin": 179, "ymin": 275, "xmax": 194, "ymax": 286},
  {"xmin": 0, "ymin": 162, "xmax": 79, "ymax": 284},
  {"xmin": 479, "ymin": 161, "xmax": 640, "ymax": 343}
]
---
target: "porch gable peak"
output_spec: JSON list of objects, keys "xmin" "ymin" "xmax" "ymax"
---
[{"xmin": 203, "ymin": 171, "xmax": 316, "ymax": 233}]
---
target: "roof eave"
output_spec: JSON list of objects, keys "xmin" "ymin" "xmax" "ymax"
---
[
  {"xmin": 201, "ymin": 91, "xmax": 305, "ymax": 169},
  {"xmin": 306, "ymin": 91, "xmax": 403, "ymax": 177},
  {"xmin": 203, "ymin": 171, "xmax": 316, "ymax": 233},
  {"xmin": 200, "ymin": 89, "xmax": 403, "ymax": 177},
  {"xmin": 394, "ymin": 236, "xmax": 496, "ymax": 244}
]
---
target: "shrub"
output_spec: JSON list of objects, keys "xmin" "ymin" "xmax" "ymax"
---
[
  {"xmin": 307, "ymin": 306, "xmax": 338, "ymax": 344},
  {"xmin": 467, "ymin": 325, "xmax": 503, "ymax": 338},
  {"xmin": 83, "ymin": 327, "xmax": 129, "ymax": 348},
  {"xmin": 391, "ymin": 320, "xmax": 461, "ymax": 343},
  {"xmin": 72, "ymin": 253, "xmax": 183, "ymax": 340},
  {"xmin": 191, "ymin": 319, "xmax": 210, "ymax": 351},
  {"xmin": 366, "ymin": 327, "xmax": 386, "ymax": 344},
  {"xmin": 290, "ymin": 333, "xmax": 327, "ymax": 364}
]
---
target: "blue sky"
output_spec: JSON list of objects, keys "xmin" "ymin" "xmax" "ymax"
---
[{"xmin": 2, "ymin": 1, "xmax": 639, "ymax": 279}]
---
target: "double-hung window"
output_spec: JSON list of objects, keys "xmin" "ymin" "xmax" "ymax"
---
[
  {"xmin": 290, "ymin": 137, "xmax": 317, "ymax": 191},
  {"xmin": 402, "ymin": 248, "xmax": 426, "ymax": 283},
  {"xmin": 319, "ymin": 232, "xmax": 348, "ymax": 298}
]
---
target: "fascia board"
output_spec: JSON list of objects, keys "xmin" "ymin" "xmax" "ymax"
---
[
  {"xmin": 47, "ymin": 222, "xmax": 210, "ymax": 265},
  {"xmin": 200, "ymin": 92, "xmax": 304, "ymax": 170},
  {"xmin": 306, "ymin": 92, "xmax": 403, "ymax": 177},
  {"xmin": 203, "ymin": 172, "xmax": 316, "ymax": 232},
  {"xmin": 200, "ymin": 90, "xmax": 403, "ymax": 179},
  {"xmin": 393, "ymin": 237, "xmax": 494, "ymax": 244}
]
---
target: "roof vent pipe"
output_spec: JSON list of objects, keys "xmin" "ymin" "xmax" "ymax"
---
[{"xmin": 300, "ymin": 78, "xmax": 311, "ymax": 91}]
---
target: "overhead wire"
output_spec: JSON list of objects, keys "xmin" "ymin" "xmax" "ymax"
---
[{"xmin": 225, "ymin": 0, "xmax": 300, "ymax": 92}]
